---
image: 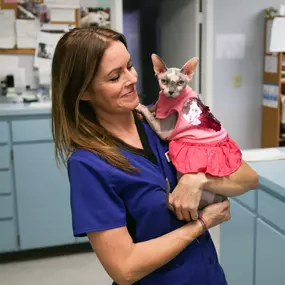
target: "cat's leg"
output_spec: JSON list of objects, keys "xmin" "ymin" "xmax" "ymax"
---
[
  {"xmin": 175, "ymin": 171, "xmax": 226, "ymax": 211},
  {"xmin": 198, "ymin": 190, "xmax": 226, "ymax": 210},
  {"xmin": 136, "ymin": 104, "xmax": 178, "ymax": 140},
  {"xmin": 135, "ymin": 103, "xmax": 165, "ymax": 138}
]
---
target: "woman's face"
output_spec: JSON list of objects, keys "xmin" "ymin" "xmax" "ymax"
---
[{"xmin": 82, "ymin": 40, "xmax": 139, "ymax": 115}]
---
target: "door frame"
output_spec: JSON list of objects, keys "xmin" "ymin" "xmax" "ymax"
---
[{"xmin": 202, "ymin": 0, "xmax": 214, "ymax": 108}]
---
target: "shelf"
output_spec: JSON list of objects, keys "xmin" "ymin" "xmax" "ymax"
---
[{"xmin": 0, "ymin": 48, "xmax": 35, "ymax": 55}]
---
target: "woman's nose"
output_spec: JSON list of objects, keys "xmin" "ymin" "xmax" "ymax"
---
[{"xmin": 126, "ymin": 69, "xmax": 138, "ymax": 85}]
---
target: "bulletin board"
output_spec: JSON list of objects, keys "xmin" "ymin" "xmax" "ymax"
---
[{"xmin": 0, "ymin": 0, "xmax": 79, "ymax": 55}]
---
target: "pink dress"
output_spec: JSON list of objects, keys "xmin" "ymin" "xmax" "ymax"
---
[{"xmin": 155, "ymin": 86, "xmax": 242, "ymax": 177}]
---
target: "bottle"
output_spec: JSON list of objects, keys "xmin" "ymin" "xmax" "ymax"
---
[
  {"xmin": 1, "ymin": 80, "xmax": 7, "ymax": 96},
  {"xmin": 6, "ymin": 74, "xmax": 16, "ymax": 98}
]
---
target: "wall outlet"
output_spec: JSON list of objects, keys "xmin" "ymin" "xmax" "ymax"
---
[{"xmin": 233, "ymin": 74, "xmax": 242, "ymax": 87}]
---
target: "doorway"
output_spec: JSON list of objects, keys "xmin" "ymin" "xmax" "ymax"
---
[{"xmin": 123, "ymin": 0, "xmax": 212, "ymax": 106}]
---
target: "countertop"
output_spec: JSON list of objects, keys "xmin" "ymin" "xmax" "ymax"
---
[
  {"xmin": 248, "ymin": 147, "xmax": 285, "ymax": 200},
  {"xmin": 0, "ymin": 101, "xmax": 51, "ymax": 116}
]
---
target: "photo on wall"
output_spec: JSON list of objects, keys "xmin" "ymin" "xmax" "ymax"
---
[
  {"xmin": 17, "ymin": 0, "xmax": 50, "ymax": 23},
  {"xmin": 79, "ymin": 7, "xmax": 111, "ymax": 28}
]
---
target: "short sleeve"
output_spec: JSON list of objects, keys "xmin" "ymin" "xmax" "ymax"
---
[{"xmin": 68, "ymin": 156, "xmax": 126, "ymax": 237}]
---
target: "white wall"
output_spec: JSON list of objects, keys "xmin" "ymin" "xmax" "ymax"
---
[{"xmin": 211, "ymin": 0, "xmax": 285, "ymax": 149}]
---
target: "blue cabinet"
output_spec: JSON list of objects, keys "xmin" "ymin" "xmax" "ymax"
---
[
  {"xmin": 220, "ymin": 199, "xmax": 255, "ymax": 285},
  {"xmin": 255, "ymin": 219, "xmax": 285, "ymax": 285},
  {"xmin": 221, "ymin": 178, "xmax": 285, "ymax": 285},
  {"xmin": 13, "ymin": 142, "xmax": 75, "ymax": 250},
  {"xmin": 0, "ymin": 114, "xmax": 90, "ymax": 254},
  {"xmin": 0, "ymin": 220, "xmax": 17, "ymax": 252},
  {"xmin": 0, "ymin": 120, "xmax": 17, "ymax": 253}
]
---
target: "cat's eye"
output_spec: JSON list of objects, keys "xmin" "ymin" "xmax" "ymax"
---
[
  {"xmin": 177, "ymin": 80, "xmax": 185, "ymax": 86},
  {"xmin": 161, "ymin": 79, "xmax": 169, "ymax": 85}
]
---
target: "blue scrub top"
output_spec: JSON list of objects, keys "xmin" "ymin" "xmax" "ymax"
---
[{"xmin": 67, "ymin": 119, "xmax": 227, "ymax": 285}]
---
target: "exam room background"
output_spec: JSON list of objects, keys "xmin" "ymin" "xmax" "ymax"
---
[{"xmin": 8, "ymin": 0, "xmax": 285, "ymax": 152}]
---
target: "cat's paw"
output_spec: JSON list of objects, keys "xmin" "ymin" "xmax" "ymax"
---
[{"xmin": 135, "ymin": 103, "xmax": 147, "ymax": 114}]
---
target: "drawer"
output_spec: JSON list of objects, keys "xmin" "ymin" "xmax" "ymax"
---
[
  {"xmin": 0, "ymin": 220, "xmax": 17, "ymax": 252},
  {"xmin": 0, "ymin": 170, "xmax": 12, "ymax": 194},
  {"xmin": 235, "ymin": 189, "xmax": 256, "ymax": 211},
  {"xmin": 0, "ymin": 144, "xmax": 10, "ymax": 169},
  {"xmin": 0, "ymin": 121, "xmax": 9, "ymax": 143},
  {"xmin": 12, "ymin": 118, "xmax": 52, "ymax": 142},
  {"xmin": 258, "ymin": 189, "xmax": 285, "ymax": 232},
  {"xmin": 255, "ymin": 219, "xmax": 285, "ymax": 285},
  {"xmin": 0, "ymin": 195, "xmax": 14, "ymax": 219}
]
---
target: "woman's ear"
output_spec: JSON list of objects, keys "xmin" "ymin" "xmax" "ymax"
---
[
  {"xmin": 181, "ymin": 57, "xmax": 199, "ymax": 76},
  {"xmin": 151, "ymin": 54, "xmax": 168, "ymax": 75}
]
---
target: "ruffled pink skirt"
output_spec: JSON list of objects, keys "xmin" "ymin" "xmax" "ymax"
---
[{"xmin": 168, "ymin": 136, "xmax": 242, "ymax": 177}]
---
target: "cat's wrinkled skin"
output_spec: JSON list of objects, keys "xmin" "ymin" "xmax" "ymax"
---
[
  {"xmin": 136, "ymin": 54, "xmax": 226, "ymax": 212},
  {"xmin": 135, "ymin": 53, "xmax": 198, "ymax": 139}
]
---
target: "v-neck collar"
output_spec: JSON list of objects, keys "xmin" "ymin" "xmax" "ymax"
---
[{"xmin": 111, "ymin": 113, "xmax": 158, "ymax": 166}]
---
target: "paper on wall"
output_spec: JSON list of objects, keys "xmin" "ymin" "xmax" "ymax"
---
[
  {"xmin": 0, "ymin": 55, "xmax": 19, "ymax": 68},
  {"xmin": 0, "ymin": 10, "xmax": 16, "ymax": 49},
  {"xmin": 263, "ymin": 84, "xmax": 279, "ymax": 109},
  {"xmin": 269, "ymin": 17, "xmax": 285, "ymax": 52},
  {"xmin": 216, "ymin": 34, "xmax": 246, "ymax": 59},
  {"xmin": 16, "ymin": 19, "xmax": 40, "ymax": 48},
  {"xmin": 44, "ymin": 0, "xmax": 80, "ymax": 9},
  {"xmin": 50, "ymin": 8, "xmax": 75, "ymax": 22},
  {"xmin": 38, "ymin": 68, "xmax": 51, "ymax": 85},
  {"xmin": 264, "ymin": 55, "xmax": 278, "ymax": 73},
  {"xmin": 34, "ymin": 31, "xmax": 64, "ymax": 69},
  {"xmin": 280, "ymin": 5, "xmax": 285, "ymax": 16},
  {"xmin": 40, "ymin": 23, "xmax": 75, "ymax": 32}
]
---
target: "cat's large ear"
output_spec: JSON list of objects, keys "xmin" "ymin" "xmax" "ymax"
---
[
  {"xmin": 181, "ymin": 57, "xmax": 199, "ymax": 76},
  {"xmin": 151, "ymin": 54, "xmax": 167, "ymax": 75}
]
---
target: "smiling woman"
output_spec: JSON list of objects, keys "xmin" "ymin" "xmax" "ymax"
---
[
  {"xmin": 51, "ymin": 27, "xmax": 140, "ymax": 172},
  {"xmin": 80, "ymin": 41, "xmax": 139, "ymax": 116},
  {"xmin": 50, "ymin": 26, "xmax": 249, "ymax": 285}
]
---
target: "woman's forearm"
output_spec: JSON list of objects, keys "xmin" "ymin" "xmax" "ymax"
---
[
  {"xmin": 204, "ymin": 160, "xmax": 259, "ymax": 196},
  {"xmin": 124, "ymin": 221, "xmax": 203, "ymax": 284}
]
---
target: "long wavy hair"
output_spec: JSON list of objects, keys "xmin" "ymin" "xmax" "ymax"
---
[{"xmin": 51, "ymin": 27, "xmax": 137, "ymax": 172}]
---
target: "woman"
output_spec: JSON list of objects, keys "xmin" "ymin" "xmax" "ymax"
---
[{"xmin": 51, "ymin": 27, "xmax": 258, "ymax": 285}]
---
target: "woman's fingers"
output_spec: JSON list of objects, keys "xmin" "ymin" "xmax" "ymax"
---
[
  {"xmin": 181, "ymin": 207, "xmax": 192, "ymax": 222},
  {"xmin": 175, "ymin": 208, "xmax": 184, "ymax": 221}
]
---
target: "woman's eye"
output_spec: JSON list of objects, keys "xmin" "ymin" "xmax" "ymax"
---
[
  {"xmin": 161, "ymin": 79, "xmax": 168, "ymax": 85},
  {"xmin": 178, "ymin": 80, "xmax": 184, "ymax": 86},
  {"xmin": 127, "ymin": 64, "xmax": 133, "ymax": 70},
  {"xmin": 110, "ymin": 75, "xmax": 120, "ymax": 81}
]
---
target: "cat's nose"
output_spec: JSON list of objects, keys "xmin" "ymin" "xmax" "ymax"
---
[{"xmin": 169, "ymin": 91, "xmax": 174, "ymax": 96}]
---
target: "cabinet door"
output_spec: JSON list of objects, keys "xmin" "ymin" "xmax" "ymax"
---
[
  {"xmin": 0, "ymin": 220, "xmax": 17, "ymax": 252},
  {"xmin": 220, "ymin": 199, "xmax": 255, "ymax": 285},
  {"xmin": 76, "ymin": 236, "xmax": 89, "ymax": 243},
  {"xmin": 14, "ymin": 143, "xmax": 75, "ymax": 250},
  {"xmin": 256, "ymin": 219, "xmax": 285, "ymax": 285}
]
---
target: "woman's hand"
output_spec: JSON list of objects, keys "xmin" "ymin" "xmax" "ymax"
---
[
  {"xmin": 200, "ymin": 199, "xmax": 231, "ymax": 230},
  {"xmin": 168, "ymin": 173, "xmax": 207, "ymax": 222}
]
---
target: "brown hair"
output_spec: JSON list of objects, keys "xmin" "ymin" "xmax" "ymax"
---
[{"xmin": 51, "ymin": 27, "xmax": 137, "ymax": 172}]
